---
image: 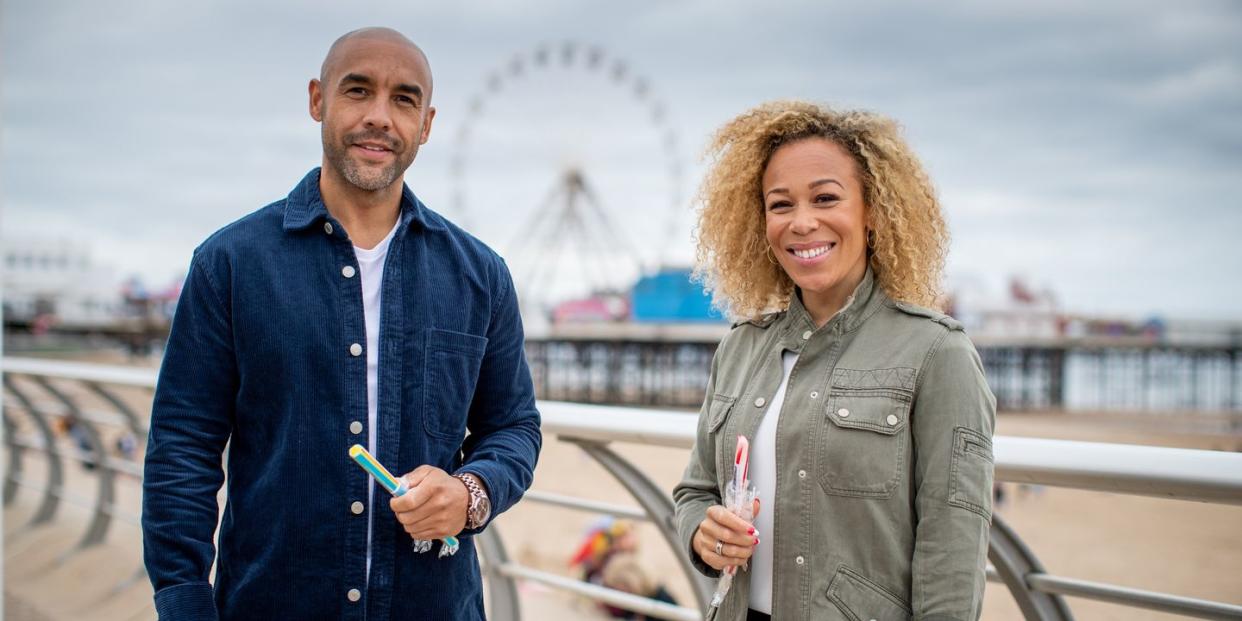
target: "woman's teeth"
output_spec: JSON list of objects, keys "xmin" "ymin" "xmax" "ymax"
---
[{"xmin": 793, "ymin": 246, "xmax": 829, "ymax": 259}]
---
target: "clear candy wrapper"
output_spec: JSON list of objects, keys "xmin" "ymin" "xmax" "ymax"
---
[{"xmin": 711, "ymin": 435, "xmax": 757, "ymax": 608}]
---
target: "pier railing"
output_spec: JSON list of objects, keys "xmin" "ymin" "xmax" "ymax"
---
[
  {"xmin": 526, "ymin": 329, "xmax": 1242, "ymax": 414},
  {"xmin": 4, "ymin": 357, "xmax": 1242, "ymax": 620}
]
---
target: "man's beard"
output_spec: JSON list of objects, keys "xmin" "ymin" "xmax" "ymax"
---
[{"xmin": 323, "ymin": 127, "xmax": 411, "ymax": 191}]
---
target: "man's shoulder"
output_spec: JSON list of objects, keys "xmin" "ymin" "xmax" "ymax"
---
[
  {"xmin": 192, "ymin": 201, "xmax": 286, "ymax": 262},
  {"xmin": 417, "ymin": 201, "xmax": 507, "ymax": 271}
]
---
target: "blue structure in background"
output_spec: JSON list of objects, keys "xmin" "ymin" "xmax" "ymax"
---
[{"xmin": 630, "ymin": 268, "xmax": 724, "ymax": 323}]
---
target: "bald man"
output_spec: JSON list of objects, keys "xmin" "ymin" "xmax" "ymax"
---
[{"xmin": 142, "ymin": 28, "xmax": 541, "ymax": 621}]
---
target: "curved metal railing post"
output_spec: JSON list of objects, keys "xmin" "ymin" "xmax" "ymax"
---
[
  {"xmin": 476, "ymin": 526, "xmax": 521, "ymax": 621},
  {"xmin": 563, "ymin": 437, "xmax": 716, "ymax": 612},
  {"xmin": 989, "ymin": 514, "xmax": 1074, "ymax": 621},
  {"xmin": 84, "ymin": 381, "xmax": 148, "ymax": 437},
  {"xmin": 4, "ymin": 374, "xmax": 65, "ymax": 526},
  {"xmin": 3, "ymin": 410, "xmax": 21, "ymax": 505},
  {"xmin": 31, "ymin": 376, "xmax": 116, "ymax": 551}
]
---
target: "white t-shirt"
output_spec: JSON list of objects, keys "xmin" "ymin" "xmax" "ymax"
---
[
  {"xmin": 356, "ymin": 218, "xmax": 400, "ymax": 579},
  {"xmin": 747, "ymin": 350, "xmax": 798, "ymax": 614}
]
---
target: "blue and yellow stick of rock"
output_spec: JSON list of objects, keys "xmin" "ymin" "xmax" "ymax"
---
[{"xmin": 349, "ymin": 444, "xmax": 460, "ymax": 557}]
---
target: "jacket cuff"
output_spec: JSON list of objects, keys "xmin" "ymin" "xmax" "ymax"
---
[{"xmin": 154, "ymin": 582, "xmax": 218, "ymax": 621}]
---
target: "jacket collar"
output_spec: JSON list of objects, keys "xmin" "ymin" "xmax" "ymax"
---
[
  {"xmin": 281, "ymin": 167, "xmax": 436, "ymax": 233},
  {"xmin": 785, "ymin": 267, "xmax": 885, "ymax": 336}
]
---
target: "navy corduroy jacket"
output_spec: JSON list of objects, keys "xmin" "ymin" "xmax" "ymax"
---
[{"xmin": 142, "ymin": 168, "xmax": 542, "ymax": 620}]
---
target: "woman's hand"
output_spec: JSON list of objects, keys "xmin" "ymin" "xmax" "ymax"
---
[{"xmin": 692, "ymin": 500, "xmax": 761, "ymax": 571}]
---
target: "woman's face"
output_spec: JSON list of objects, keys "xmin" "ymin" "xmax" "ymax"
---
[{"xmin": 762, "ymin": 137, "xmax": 869, "ymax": 313}]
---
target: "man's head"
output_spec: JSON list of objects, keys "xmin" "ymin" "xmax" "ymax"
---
[{"xmin": 310, "ymin": 28, "xmax": 435, "ymax": 192}]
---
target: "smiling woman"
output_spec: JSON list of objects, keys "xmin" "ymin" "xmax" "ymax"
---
[
  {"xmin": 675, "ymin": 101, "xmax": 994, "ymax": 621},
  {"xmin": 693, "ymin": 101, "xmax": 947, "ymax": 321}
]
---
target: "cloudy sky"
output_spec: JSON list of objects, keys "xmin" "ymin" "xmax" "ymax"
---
[{"xmin": 4, "ymin": 0, "xmax": 1240, "ymax": 319}]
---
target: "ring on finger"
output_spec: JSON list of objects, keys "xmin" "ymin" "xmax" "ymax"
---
[{"xmin": 714, "ymin": 539, "xmax": 724, "ymax": 556}]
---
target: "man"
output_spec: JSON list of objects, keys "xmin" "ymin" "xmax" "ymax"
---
[{"xmin": 142, "ymin": 28, "xmax": 541, "ymax": 620}]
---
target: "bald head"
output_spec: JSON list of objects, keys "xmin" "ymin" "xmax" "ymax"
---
[{"xmin": 320, "ymin": 27, "xmax": 432, "ymax": 98}]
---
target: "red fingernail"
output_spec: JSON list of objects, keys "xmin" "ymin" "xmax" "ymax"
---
[{"xmin": 747, "ymin": 526, "xmax": 755, "ymax": 535}]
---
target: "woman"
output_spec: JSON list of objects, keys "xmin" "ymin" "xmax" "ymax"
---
[{"xmin": 674, "ymin": 101, "xmax": 995, "ymax": 621}]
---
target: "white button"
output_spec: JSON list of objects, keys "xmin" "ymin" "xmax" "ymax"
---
[
  {"xmin": 347, "ymin": 588, "xmax": 361, "ymax": 602},
  {"xmin": 351, "ymin": 501, "xmax": 364, "ymax": 515},
  {"xmin": 802, "ymin": 330, "xmax": 812, "ymax": 340},
  {"xmin": 887, "ymin": 414, "xmax": 899, "ymax": 426},
  {"xmin": 798, "ymin": 470, "xmax": 807, "ymax": 479},
  {"xmin": 349, "ymin": 421, "xmax": 363, "ymax": 435},
  {"xmin": 754, "ymin": 397, "xmax": 766, "ymax": 408},
  {"xmin": 350, "ymin": 343, "xmax": 363, "ymax": 357},
  {"xmin": 810, "ymin": 391, "xmax": 819, "ymax": 399},
  {"xmin": 324, "ymin": 222, "xmax": 334, "ymax": 235},
  {"xmin": 795, "ymin": 555, "xmax": 805, "ymax": 565},
  {"xmin": 342, "ymin": 265, "xmax": 356, "ymax": 278},
  {"xmin": 837, "ymin": 408, "xmax": 850, "ymax": 418}
]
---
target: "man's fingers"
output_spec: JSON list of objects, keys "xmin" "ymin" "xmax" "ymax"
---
[{"xmin": 400, "ymin": 465, "xmax": 436, "ymax": 489}]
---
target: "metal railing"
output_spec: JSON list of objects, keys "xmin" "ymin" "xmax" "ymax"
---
[{"xmin": 4, "ymin": 357, "xmax": 1242, "ymax": 621}]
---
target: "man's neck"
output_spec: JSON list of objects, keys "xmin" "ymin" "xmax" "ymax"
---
[{"xmin": 319, "ymin": 165, "xmax": 403, "ymax": 250}]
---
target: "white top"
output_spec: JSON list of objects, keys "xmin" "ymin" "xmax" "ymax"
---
[
  {"xmin": 747, "ymin": 350, "xmax": 798, "ymax": 614},
  {"xmin": 748, "ymin": 292, "xmax": 856, "ymax": 613},
  {"xmin": 356, "ymin": 218, "xmax": 400, "ymax": 580}
]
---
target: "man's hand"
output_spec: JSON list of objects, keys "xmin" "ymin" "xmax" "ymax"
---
[{"xmin": 390, "ymin": 465, "xmax": 468, "ymax": 540}]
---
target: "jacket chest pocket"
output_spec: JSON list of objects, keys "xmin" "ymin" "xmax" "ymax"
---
[
  {"xmin": 706, "ymin": 394, "xmax": 737, "ymax": 485},
  {"xmin": 817, "ymin": 368, "xmax": 915, "ymax": 498},
  {"xmin": 423, "ymin": 328, "xmax": 488, "ymax": 442}
]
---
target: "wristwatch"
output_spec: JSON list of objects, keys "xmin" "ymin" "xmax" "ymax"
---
[{"xmin": 453, "ymin": 472, "xmax": 492, "ymax": 529}]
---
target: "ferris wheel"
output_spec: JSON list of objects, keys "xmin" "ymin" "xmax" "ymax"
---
[{"xmin": 449, "ymin": 41, "xmax": 687, "ymax": 311}]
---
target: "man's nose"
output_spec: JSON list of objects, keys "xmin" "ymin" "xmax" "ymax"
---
[{"xmin": 362, "ymin": 97, "xmax": 393, "ymax": 131}]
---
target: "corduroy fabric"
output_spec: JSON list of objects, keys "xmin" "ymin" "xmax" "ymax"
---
[{"xmin": 142, "ymin": 168, "xmax": 542, "ymax": 621}]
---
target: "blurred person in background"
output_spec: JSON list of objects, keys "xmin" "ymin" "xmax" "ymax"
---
[{"xmin": 674, "ymin": 101, "xmax": 995, "ymax": 621}]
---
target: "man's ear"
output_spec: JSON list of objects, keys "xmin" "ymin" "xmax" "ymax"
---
[
  {"xmin": 420, "ymin": 106, "xmax": 436, "ymax": 145},
  {"xmin": 309, "ymin": 79, "xmax": 323, "ymax": 122}
]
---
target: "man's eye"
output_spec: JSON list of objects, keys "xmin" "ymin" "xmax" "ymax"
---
[
  {"xmin": 346, "ymin": 87, "xmax": 367, "ymax": 97},
  {"xmin": 396, "ymin": 96, "xmax": 415, "ymax": 106}
]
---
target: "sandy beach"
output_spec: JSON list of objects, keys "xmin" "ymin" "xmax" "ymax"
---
[{"xmin": 3, "ymin": 370, "xmax": 1240, "ymax": 620}]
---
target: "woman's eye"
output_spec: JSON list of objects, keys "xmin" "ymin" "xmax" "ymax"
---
[
  {"xmin": 768, "ymin": 202, "xmax": 792, "ymax": 212},
  {"xmin": 815, "ymin": 194, "xmax": 840, "ymax": 203}
]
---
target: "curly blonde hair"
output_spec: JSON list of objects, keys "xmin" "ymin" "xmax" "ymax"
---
[{"xmin": 694, "ymin": 100, "xmax": 948, "ymax": 320}]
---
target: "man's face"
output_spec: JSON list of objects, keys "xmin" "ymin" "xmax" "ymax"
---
[{"xmin": 310, "ymin": 37, "xmax": 435, "ymax": 192}]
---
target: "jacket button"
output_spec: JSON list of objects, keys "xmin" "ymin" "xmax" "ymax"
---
[
  {"xmin": 351, "ymin": 501, "xmax": 365, "ymax": 515},
  {"xmin": 350, "ymin": 421, "xmax": 363, "ymax": 435},
  {"xmin": 754, "ymin": 397, "xmax": 766, "ymax": 408},
  {"xmin": 795, "ymin": 555, "xmax": 805, "ymax": 565},
  {"xmin": 810, "ymin": 391, "xmax": 819, "ymax": 399},
  {"xmin": 837, "ymin": 408, "xmax": 850, "ymax": 418},
  {"xmin": 324, "ymin": 222, "xmax": 334, "ymax": 235},
  {"xmin": 887, "ymin": 414, "xmax": 899, "ymax": 426},
  {"xmin": 350, "ymin": 343, "xmax": 363, "ymax": 357},
  {"xmin": 798, "ymin": 470, "xmax": 807, "ymax": 479},
  {"xmin": 801, "ymin": 330, "xmax": 812, "ymax": 340},
  {"xmin": 347, "ymin": 588, "xmax": 361, "ymax": 602},
  {"xmin": 342, "ymin": 265, "xmax": 356, "ymax": 278}
]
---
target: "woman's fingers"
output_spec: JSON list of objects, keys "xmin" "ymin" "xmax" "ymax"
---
[{"xmin": 705, "ymin": 505, "xmax": 758, "ymax": 541}]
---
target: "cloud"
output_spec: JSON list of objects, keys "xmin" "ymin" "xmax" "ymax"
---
[{"xmin": 3, "ymin": 0, "xmax": 1240, "ymax": 318}]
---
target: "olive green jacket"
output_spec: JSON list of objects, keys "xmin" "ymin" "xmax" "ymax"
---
[{"xmin": 673, "ymin": 270, "xmax": 996, "ymax": 621}]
